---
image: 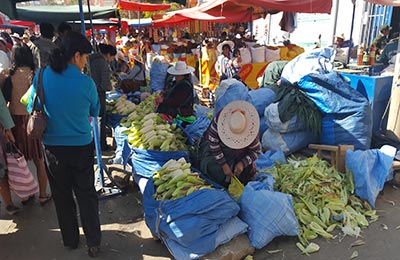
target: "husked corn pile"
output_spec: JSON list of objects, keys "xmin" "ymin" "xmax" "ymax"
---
[
  {"xmin": 152, "ymin": 158, "xmax": 213, "ymax": 200},
  {"xmin": 120, "ymin": 93, "xmax": 157, "ymax": 127},
  {"xmin": 268, "ymin": 155, "xmax": 378, "ymax": 254}
]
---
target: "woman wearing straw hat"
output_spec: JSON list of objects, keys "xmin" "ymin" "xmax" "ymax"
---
[
  {"xmin": 156, "ymin": 61, "xmax": 195, "ymax": 117},
  {"xmin": 197, "ymin": 100, "xmax": 261, "ymax": 187}
]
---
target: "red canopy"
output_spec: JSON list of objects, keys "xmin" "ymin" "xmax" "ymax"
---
[
  {"xmin": 197, "ymin": 0, "xmax": 332, "ymax": 14},
  {"xmin": 118, "ymin": 0, "xmax": 171, "ymax": 12},
  {"xmin": 9, "ymin": 20, "xmax": 36, "ymax": 29},
  {"xmin": 153, "ymin": 11, "xmax": 225, "ymax": 27},
  {"xmin": 365, "ymin": 0, "xmax": 400, "ymax": 6}
]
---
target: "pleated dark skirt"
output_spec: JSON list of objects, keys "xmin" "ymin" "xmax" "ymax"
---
[{"xmin": 11, "ymin": 115, "xmax": 43, "ymax": 161}]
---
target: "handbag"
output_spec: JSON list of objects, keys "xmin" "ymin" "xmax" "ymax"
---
[
  {"xmin": 27, "ymin": 67, "xmax": 46, "ymax": 139},
  {"xmin": 6, "ymin": 143, "xmax": 39, "ymax": 199}
]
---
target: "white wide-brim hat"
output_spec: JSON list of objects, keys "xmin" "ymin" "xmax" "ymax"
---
[
  {"xmin": 167, "ymin": 61, "xmax": 195, "ymax": 75},
  {"xmin": 217, "ymin": 40, "xmax": 234, "ymax": 53},
  {"xmin": 218, "ymin": 101, "xmax": 260, "ymax": 149}
]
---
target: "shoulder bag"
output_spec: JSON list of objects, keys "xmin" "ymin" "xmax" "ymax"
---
[{"xmin": 27, "ymin": 67, "xmax": 46, "ymax": 139}]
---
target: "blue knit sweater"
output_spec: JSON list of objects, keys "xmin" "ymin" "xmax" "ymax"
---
[{"xmin": 27, "ymin": 64, "xmax": 100, "ymax": 146}]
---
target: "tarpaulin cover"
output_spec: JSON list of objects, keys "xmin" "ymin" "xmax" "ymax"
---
[
  {"xmin": 152, "ymin": 11, "xmax": 225, "ymax": 27},
  {"xmin": 143, "ymin": 179, "xmax": 241, "ymax": 259},
  {"xmin": 213, "ymin": 79, "xmax": 251, "ymax": 117},
  {"xmin": 346, "ymin": 146, "xmax": 395, "ymax": 208},
  {"xmin": 16, "ymin": 5, "xmax": 116, "ymax": 24},
  {"xmin": 298, "ymin": 72, "xmax": 372, "ymax": 150},
  {"xmin": 131, "ymin": 148, "xmax": 189, "ymax": 178},
  {"xmin": 239, "ymin": 182, "xmax": 299, "ymax": 249},
  {"xmin": 118, "ymin": 0, "xmax": 171, "ymax": 11}
]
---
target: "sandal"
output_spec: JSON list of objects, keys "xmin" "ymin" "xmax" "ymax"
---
[
  {"xmin": 21, "ymin": 195, "xmax": 35, "ymax": 205},
  {"xmin": 39, "ymin": 195, "xmax": 52, "ymax": 206}
]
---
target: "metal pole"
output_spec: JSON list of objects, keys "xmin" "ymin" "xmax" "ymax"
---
[
  {"xmin": 332, "ymin": 0, "xmax": 340, "ymax": 45},
  {"xmin": 78, "ymin": 0, "xmax": 86, "ymax": 35},
  {"xmin": 347, "ymin": 3, "xmax": 356, "ymax": 64}
]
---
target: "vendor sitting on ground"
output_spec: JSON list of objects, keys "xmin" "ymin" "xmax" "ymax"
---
[
  {"xmin": 197, "ymin": 101, "xmax": 261, "ymax": 188},
  {"xmin": 156, "ymin": 61, "xmax": 195, "ymax": 118}
]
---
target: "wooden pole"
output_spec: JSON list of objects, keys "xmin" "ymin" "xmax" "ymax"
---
[{"xmin": 386, "ymin": 41, "xmax": 400, "ymax": 137}]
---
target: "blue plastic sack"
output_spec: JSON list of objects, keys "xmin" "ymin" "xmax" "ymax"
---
[
  {"xmin": 255, "ymin": 149, "xmax": 287, "ymax": 170},
  {"xmin": 162, "ymin": 217, "xmax": 248, "ymax": 260},
  {"xmin": 131, "ymin": 148, "xmax": 189, "ymax": 178},
  {"xmin": 143, "ymin": 180, "xmax": 240, "ymax": 256},
  {"xmin": 149, "ymin": 62, "xmax": 169, "ymax": 93},
  {"xmin": 259, "ymin": 116, "xmax": 268, "ymax": 137},
  {"xmin": 346, "ymin": 147, "xmax": 395, "ymax": 208},
  {"xmin": 249, "ymin": 88, "xmax": 276, "ymax": 117},
  {"xmin": 194, "ymin": 104, "xmax": 212, "ymax": 118},
  {"xmin": 238, "ymin": 182, "xmax": 299, "ymax": 249},
  {"xmin": 252, "ymin": 172, "xmax": 276, "ymax": 191},
  {"xmin": 106, "ymin": 113, "xmax": 127, "ymax": 129},
  {"xmin": 281, "ymin": 47, "xmax": 336, "ymax": 84},
  {"xmin": 264, "ymin": 103, "xmax": 306, "ymax": 133},
  {"xmin": 298, "ymin": 72, "xmax": 372, "ymax": 150},
  {"xmin": 262, "ymin": 129, "xmax": 318, "ymax": 155},
  {"xmin": 214, "ymin": 79, "xmax": 251, "ymax": 116},
  {"xmin": 183, "ymin": 115, "xmax": 211, "ymax": 145}
]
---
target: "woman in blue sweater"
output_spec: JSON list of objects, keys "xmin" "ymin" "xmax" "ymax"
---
[{"xmin": 28, "ymin": 31, "xmax": 101, "ymax": 257}]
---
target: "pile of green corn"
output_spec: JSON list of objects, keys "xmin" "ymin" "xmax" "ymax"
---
[
  {"xmin": 152, "ymin": 158, "xmax": 213, "ymax": 200},
  {"xmin": 267, "ymin": 155, "xmax": 378, "ymax": 254}
]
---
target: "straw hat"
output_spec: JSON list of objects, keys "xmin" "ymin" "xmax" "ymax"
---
[
  {"xmin": 167, "ymin": 61, "xmax": 195, "ymax": 75},
  {"xmin": 217, "ymin": 40, "xmax": 234, "ymax": 53},
  {"xmin": 335, "ymin": 33, "xmax": 345, "ymax": 40},
  {"xmin": 217, "ymin": 101, "xmax": 260, "ymax": 149},
  {"xmin": 116, "ymin": 51, "xmax": 126, "ymax": 61},
  {"xmin": 11, "ymin": 33, "xmax": 21, "ymax": 40}
]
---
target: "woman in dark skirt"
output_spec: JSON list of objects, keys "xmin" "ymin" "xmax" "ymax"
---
[{"xmin": 8, "ymin": 44, "xmax": 51, "ymax": 205}]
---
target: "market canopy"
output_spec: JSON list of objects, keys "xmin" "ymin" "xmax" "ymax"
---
[
  {"xmin": 365, "ymin": 0, "xmax": 400, "ymax": 6},
  {"xmin": 16, "ymin": 5, "xmax": 117, "ymax": 25},
  {"xmin": 153, "ymin": 11, "xmax": 225, "ymax": 27},
  {"xmin": 196, "ymin": 0, "xmax": 332, "ymax": 14},
  {"xmin": 117, "ymin": 0, "xmax": 171, "ymax": 11}
]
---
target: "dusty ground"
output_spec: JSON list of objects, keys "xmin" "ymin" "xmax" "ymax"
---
[{"xmin": 1, "ymin": 151, "xmax": 400, "ymax": 260}]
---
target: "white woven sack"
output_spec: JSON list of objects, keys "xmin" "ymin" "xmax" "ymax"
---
[
  {"xmin": 265, "ymin": 48, "xmax": 281, "ymax": 62},
  {"xmin": 250, "ymin": 46, "xmax": 266, "ymax": 63},
  {"xmin": 240, "ymin": 47, "xmax": 252, "ymax": 64}
]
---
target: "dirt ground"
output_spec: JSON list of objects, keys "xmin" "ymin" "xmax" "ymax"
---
[{"xmin": 1, "ymin": 151, "xmax": 400, "ymax": 260}]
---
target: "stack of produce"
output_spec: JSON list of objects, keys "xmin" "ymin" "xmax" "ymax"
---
[
  {"xmin": 120, "ymin": 93, "xmax": 157, "ymax": 127},
  {"xmin": 125, "ymin": 112, "xmax": 188, "ymax": 151},
  {"xmin": 152, "ymin": 158, "xmax": 213, "ymax": 201},
  {"xmin": 267, "ymin": 155, "xmax": 378, "ymax": 254},
  {"xmin": 106, "ymin": 95, "xmax": 136, "ymax": 115}
]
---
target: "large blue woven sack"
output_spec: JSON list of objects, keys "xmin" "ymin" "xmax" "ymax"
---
[
  {"xmin": 255, "ymin": 149, "xmax": 287, "ymax": 170},
  {"xmin": 346, "ymin": 147, "xmax": 395, "ymax": 208},
  {"xmin": 131, "ymin": 148, "xmax": 189, "ymax": 177},
  {"xmin": 298, "ymin": 72, "xmax": 372, "ymax": 150},
  {"xmin": 143, "ymin": 180, "xmax": 240, "ymax": 257},
  {"xmin": 109, "ymin": 126, "xmax": 129, "ymax": 165},
  {"xmin": 262, "ymin": 129, "xmax": 318, "ymax": 155},
  {"xmin": 249, "ymin": 88, "xmax": 276, "ymax": 117},
  {"xmin": 149, "ymin": 62, "xmax": 169, "ymax": 93},
  {"xmin": 214, "ymin": 80, "xmax": 251, "ymax": 116},
  {"xmin": 238, "ymin": 182, "xmax": 299, "ymax": 249},
  {"xmin": 162, "ymin": 217, "xmax": 248, "ymax": 260}
]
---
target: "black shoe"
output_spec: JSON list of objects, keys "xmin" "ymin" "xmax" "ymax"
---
[
  {"xmin": 6, "ymin": 205, "xmax": 20, "ymax": 215},
  {"xmin": 88, "ymin": 246, "xmax": 99, "ymax": 258}
]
